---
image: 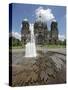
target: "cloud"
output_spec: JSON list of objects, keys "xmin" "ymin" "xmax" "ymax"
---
[
  {"xmin": 58, "ymin": 34, "xmax": 66, "ymax": 41},
  {"xmin": 35, "ymin": 7, "xmax": 56, "ymax": 22},
  {"xmin": 9, "ymin": 32, "xmax": 21, "ymax": 41}
]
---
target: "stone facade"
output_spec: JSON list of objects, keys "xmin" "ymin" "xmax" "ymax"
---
[
  {"xmin": 21, "ymin": 19, "xmax": 58, "ymax": 45},
  {"xmin": 50, "ymin": 21, "xmax": 58, "ymax": 44},
  {"xmin": 34, "ymin": 21, "xmax": 48, "ymax": 44},
  {"xmin": 21, "ymin": 19, "xmax": 30, "ymax": 45}
]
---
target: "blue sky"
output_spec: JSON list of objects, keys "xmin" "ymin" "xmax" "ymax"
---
[{"xmin": 11, "ymin": 3, "xmax": 66, "ymax": 40}]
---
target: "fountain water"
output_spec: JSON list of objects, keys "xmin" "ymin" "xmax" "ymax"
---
[{"xmin": 25, "ymin": 24, "xmax": 37, "ymax": 57}]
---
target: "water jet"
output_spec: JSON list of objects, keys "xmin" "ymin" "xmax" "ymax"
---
[{"xmin": 25, "ymin": 24, "xmax": 37, "ymax": 57}]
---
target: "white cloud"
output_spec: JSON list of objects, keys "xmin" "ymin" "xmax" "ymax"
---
[
  {"xmin": 9, "ymin": 32, "xmax": 21, "ymax": 41},
  {"xmin": 35, "ymin": 7, "xmax": 56, "ymax": 22},
  {"xmin": 58, "ymin": 34, "xmax": 66, "ymax": 41}
]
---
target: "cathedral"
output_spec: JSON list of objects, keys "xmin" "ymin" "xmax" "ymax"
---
[{"xmin": 21, "ymin": 18, "xmax": 58, "ymax": 45}]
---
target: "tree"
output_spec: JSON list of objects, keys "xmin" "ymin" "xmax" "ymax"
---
[{"xmin": 63, "ymin": 39, "xmax": 66, "ymax": 45}]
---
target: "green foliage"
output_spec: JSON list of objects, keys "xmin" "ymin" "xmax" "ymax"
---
[
  {"xmin": 63, "ymin": 39, "xmax": 66, "ymax": 45},
  {"xmin": 9, "ymin": 36, "xmax": 22, "ymax": 48},
  {"xmin": 58, "ymin": 39, "xmax": 66, "ymax": 45},
  {"xmin": 39, "ymin": 39, "xmax": 66, "ymax": 48}
]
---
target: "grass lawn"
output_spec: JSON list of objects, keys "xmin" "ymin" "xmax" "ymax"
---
[
  {"xmin": 10, "ymin": 46, "xmax": 23, "ymax": 49},
  {"xmin": 38, "ymin": 44, "xmax": 66, "ymax": 48},
  {"xmin": 10, "ymin": 44, "xmax": 66, "ymax": 49}
]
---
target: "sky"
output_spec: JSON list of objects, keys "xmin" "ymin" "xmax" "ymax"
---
[{"xmin": 10, "ymin": 3, "xmax": 66, "ymax": 41}]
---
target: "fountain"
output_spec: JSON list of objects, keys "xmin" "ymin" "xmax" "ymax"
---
[{"xmin": 25, "ymin": 24, "xmax": 37, "ymax": 57}]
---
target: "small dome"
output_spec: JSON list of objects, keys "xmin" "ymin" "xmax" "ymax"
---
[{"xmin": 23, "ymin": 18, "xmax": 28, "ymax": 22}]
